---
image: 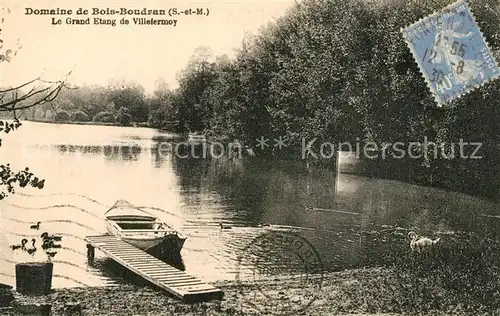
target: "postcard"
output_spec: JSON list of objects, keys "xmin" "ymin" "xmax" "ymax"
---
[{"xmin": 1, "ymin": 0, "xmax": 500, "ymax": 315}]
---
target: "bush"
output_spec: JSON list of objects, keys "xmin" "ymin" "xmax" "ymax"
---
[
  {"xmin": 355, "ymin": 225, "xmax": 500, "ymax": 314},
  {"xmin": 54, "ymin": 111, "xmax": 70, "ymax": 122},
  {"xmin": 115, "ymin": 107, "xmax": 132, "ymax": 126},
  {"xmin": 71, "ymin": 111, "xmax": 90, "ymax": 122},
  {"xmin": 148, "ymin": 109, "xmax": 166, "ymax": 129},
  {"xmin": 93, "ymin": 111, "xmax": 115, "ymax": 123}
]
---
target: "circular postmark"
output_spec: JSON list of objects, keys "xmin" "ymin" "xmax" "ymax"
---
[{"xmin": 235, "ymin": 230, "xmax": 323, "ymax": 315}]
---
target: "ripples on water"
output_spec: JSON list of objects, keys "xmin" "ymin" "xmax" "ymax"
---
[
  {"xmin": 0, "ymin": 191, "xmax": 298, "ymax": 288},
  {"xmin": 2, "ymin": 189, "xmax": 497, "ymax": 290},
  {"xmin": 0, "ymin": 192, "xmax": 365, "ymax": 289}
]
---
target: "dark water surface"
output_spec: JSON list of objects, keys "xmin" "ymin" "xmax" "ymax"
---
[{"xmin": 1, "ymin": 122, "xmax": 499, "ymax": 288}]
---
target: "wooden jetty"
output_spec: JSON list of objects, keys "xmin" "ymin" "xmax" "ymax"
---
[{"xmin": 84, "ymin": 235, "xmax": 223, "ymax": 303}]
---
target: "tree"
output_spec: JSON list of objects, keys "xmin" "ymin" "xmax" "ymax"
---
[
  {"xmin": 115, "ymin": 107, "xmax": 132, "ymax": 126},
  {"xmin": 148, "ymin": 79, "xmax": 177, "ymax": 129},
  {"xmin": 93, "ymin": 111, "xmax": 115, "ymax": 123},
  {"xmin": 71, "ymin": 111, "xmax": 90, "ymax": 122},
  {"xmin": 63, "ymin": 85, "xmax": 112, "ymax": 118},
  {"xmin": 108, "ymin": 80, "xmax": 149, "ymax": 122},
  {"xmin": 176, "ymin": 46, "xmax": 217, "ymax": 133},
  {"xmin": 168, "ymin": 0, "xmax": 500, "ymax": 197},
  {"xmin": 54, "ymin": 110, "xmax": 70, "ymax": 122},
  {"xmin": 0, "ymin": 13, "xmax": 68, "ymax": 200}
]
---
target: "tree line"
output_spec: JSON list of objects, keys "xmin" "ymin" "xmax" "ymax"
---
[
  {"xmin": 11, "ymin": 0, "xmax": 500, "ymax": 198},
  {"xmin": 19, "ymin": 80, "xmax": 150, "ymax": 127},
  {"xmin": 169, "ymin": 0, "xmax": 500, "ymax": 198}
]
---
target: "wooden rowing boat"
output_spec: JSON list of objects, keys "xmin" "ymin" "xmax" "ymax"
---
[{"xmin": 105, "ymin": 200, "xmax": 186, "ymax": 253}]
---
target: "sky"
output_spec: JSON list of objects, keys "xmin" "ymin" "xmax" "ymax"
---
[{"xmin": 1, "ymin": 0, "xmax": 295, "ymax": 93}]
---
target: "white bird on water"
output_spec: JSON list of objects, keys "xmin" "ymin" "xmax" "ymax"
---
[{"xmin": 408, "ymin": 231, "xmax": 440, "ymax": 253}]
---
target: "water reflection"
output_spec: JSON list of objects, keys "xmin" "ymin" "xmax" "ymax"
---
[
  {"xmin": 169, "ymin": 150, "xmax": 500, "ymax": 273},
  {"xmin": 54, "ymin": 144, "xmax": 142, "ymax": 161},
  {"xmin": 172, "ymin": 155, "xmax": 210, "ymax": 193},
  {"xmin": 57, "ymin": 145, "xmax": 102, "ymax": 155},
  {"xmin": 151, "ymin": 143, "xmax": 167, "ymax": 169},
  {"xmin": 1, "ymin": 122, "xmax": 500, "ymax": 288},
  {"xmin": 103, "ymin": 145, "xmax": 141, "ymax": 161}
]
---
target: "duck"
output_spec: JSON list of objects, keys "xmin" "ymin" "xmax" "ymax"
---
[
  {"xmin": 41, "ymin": 232, "xmax": 62, "ymax": 242},
  {"xmin": 408, "ymin": 231, "xmax": 440, "ymax": 253},
  {"xmin": 245, "ymin": 146, "xmax": 256, "ymax": 157},
  {"xmin": 29, "ymin": 222, "xmax": 41, "ymax": 230},
  {"xmin": 219, "ymin": 223, "xmax": 232, "ymax": 230},
  {"xmin": 10, "ymin": 238, "xmax": 28, "ymax": 250},
  {"xmin": 42, "ymin": 239, "xmax": 62, "ymax": 250},
  {"xmin": 257, "ymin": 222, "xmax": 270, "ymax": 228},
  {"xmin": 25, "ymin": 239, "xmax": 37, "ymax": 256},
  {"xmin": 45, "ymin": 251, "xmax": 57, "ymax": 258}
]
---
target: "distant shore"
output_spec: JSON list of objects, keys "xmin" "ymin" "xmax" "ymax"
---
[
  {"xmin": 3, "ymin": 267, "xmax": 497, "ymax": 316},
  {"xmin": 22, "ymin": 118, "xmax": 151, "ymax": 128}
]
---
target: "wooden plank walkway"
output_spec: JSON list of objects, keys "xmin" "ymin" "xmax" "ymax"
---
[{"xmin": 84, "ymin": 235, "xmax": 223, "ymax": 303}]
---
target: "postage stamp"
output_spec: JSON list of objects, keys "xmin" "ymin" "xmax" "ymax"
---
[
  {"xmin": 402, "ymin": 0, "xmax": 500, "ymax": 106},
  {"xmin": 235, "ymin": 231, "xmax": 323, "ymax": 315}
]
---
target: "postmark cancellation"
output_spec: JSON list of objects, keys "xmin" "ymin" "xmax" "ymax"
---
[{"xmin": 235, "ymin": 231, "xmax": 323, "ymax": 315}]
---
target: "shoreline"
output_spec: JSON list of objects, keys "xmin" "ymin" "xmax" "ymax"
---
[
  {"xmin": 21, "ymin": 119, "xmax": 152, "ymax": 129},
  {"xmin": 3, "ymin": 267, "xmax": 498, "ymax": 315}
]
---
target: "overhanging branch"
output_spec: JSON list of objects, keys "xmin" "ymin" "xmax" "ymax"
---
[{"xmin": 0, "ymin": 71, "xmax": 72, "ymax": 112}]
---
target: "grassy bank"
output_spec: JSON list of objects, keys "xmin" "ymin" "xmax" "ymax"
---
[
  {"xmin": 3, "ymin": 260, "xmax": 500, "ymax": 316},
  {"xmin": 1, "ymin": 269, "xmax": 418, "ymax": 316}
]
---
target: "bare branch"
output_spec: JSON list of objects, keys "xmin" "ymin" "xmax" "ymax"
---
[
  {"xmin": 0, "ymin": 77, "xmax": 39, "ymax": 93},
  {"xmin": 0, "ymin": 83, "xmax": 65, "ymax": 111},
  {"xmin": 0, "ymin": 70, "xmax": 72, "ymax": 112}
]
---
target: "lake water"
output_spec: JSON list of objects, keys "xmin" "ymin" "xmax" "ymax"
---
[{"xmin": 1, "ymin": 122, "xmax": 499, "ymax": 288}]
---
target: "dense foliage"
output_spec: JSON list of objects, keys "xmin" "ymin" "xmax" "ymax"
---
[
  {"xmin": 13, "ymin": 0, "xmax": 500, "ymax": 198},
  {"xmin": 54, "ymin": 110, "xmax": 70, "ymax": 122},
  {"xmin": 92, "ymin": 111, "xmax": 115, "ymax": 123},
  {"xmin": 71, "ymin": 110, "xmax": 90, "ymax": 122},
  {"xmin": 171, "ymin": 0, "xmax": 500, "ymax": 142},
  {"xmin": 22, "ymin": 80, "xmax": 176, "ymax": 127},
  {"xmin": 115, "ymin": 106, "xmax": 132, "ymax": 126},
  {"xmin": 167, "ymin": 0, "xmax": 500, "ymax": 198}
]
